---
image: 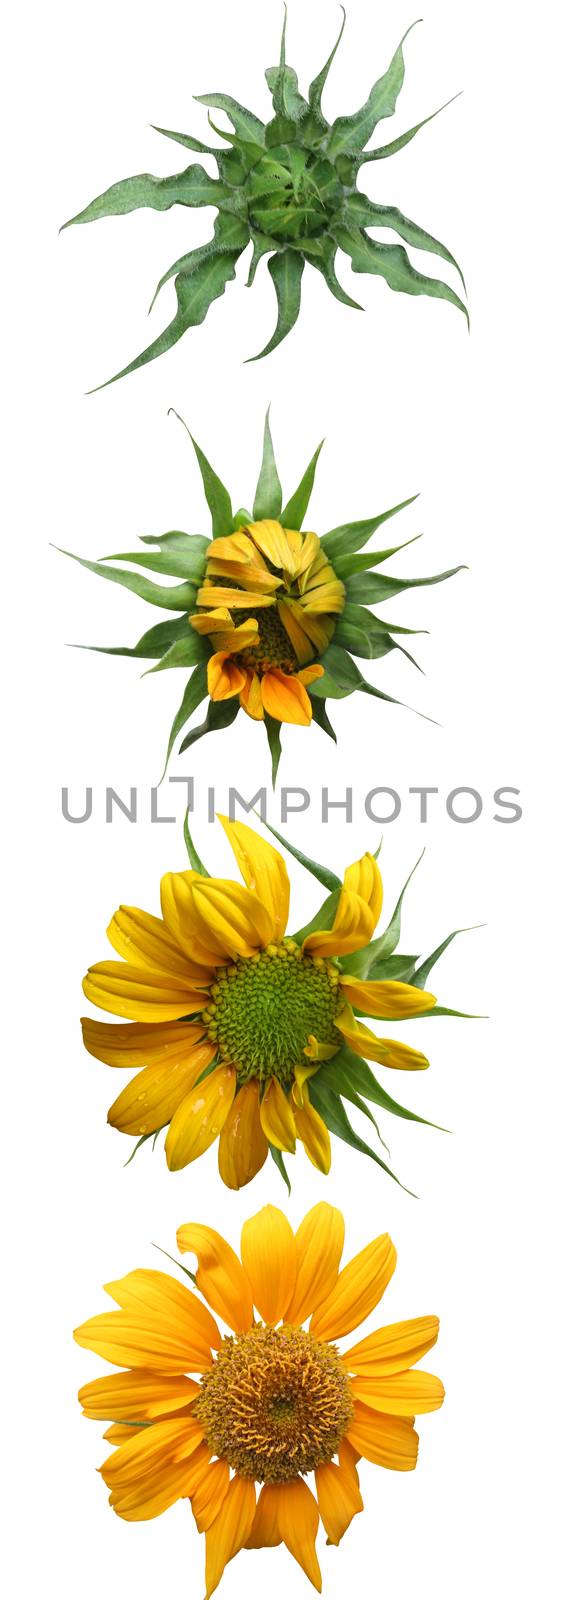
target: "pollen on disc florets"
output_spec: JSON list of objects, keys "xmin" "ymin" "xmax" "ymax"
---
[
  {"xmin": 241, "ymin": 605, "xmax": 300, "ymax": 675},
  {"xmin": 203, "ymin": 939, "xmax": 341, "ymax": 1087},
  {"xmin": 194, "ymin": 1324, "xmax": 353, "ymax": 1483}
]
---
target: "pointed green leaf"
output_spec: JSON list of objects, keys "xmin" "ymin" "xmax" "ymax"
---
[
  {"xmin": 161, "ymin": 663, "xmax": 208, "ymax": 778},
  {"xmin": 268, "ymin": 1142, "xmax": 290, "ymax": 1193},
  {"xmin": 308, "ymin": 1078, "xmax": 413, "ymax": 1192},
  {"xmin": 342, "ymin": 853, "xmax": 424, "ymax": 977},
  {"xmin": 149, "ymin": 214, "xmax": 249, "ymax": 310},
  {"xmin": 139, "ymin": 532, "xmax": 209, "ymax": 555},
  {"xmin": 333, "ymin": 535, "xmax": 422, "ymax": 581},
  {"xmin": 292, "ymin": 889, "xmax": 341, "ymax": 946},
  {"xmin": 254, "ymin": 409, "xmax": 283, "ymax": 520},
  {"xmin": 247, "ymin": 232, "xmax": 275, "ymax": 286},
  {"xmin": 334, "ymin": 225, "xmax": 469, "ymax": 323},
  {"xmin": 168, "ymin": 410, "xmax": 233, "ymax": 537},
  {"xmin": 334, "ymin": 607, "xmax": 409, "ymax": 661},
  {"xmin": 247, "ymin": 250, "xmax": 304, "ymax": 362},
  {"xmin": 308, "ymin": 7, "xmax": 347, "ymax": 121},
  {"xmin": 308, "ymin": 239, "xmax": 363, "ymax": 310},
  {"xmin": 74, "ymin": 614, "xmax": 193, "ymax": 660},
  {"xmin": 412, "ymin": 926, "xmax": 481, "ymax": 990},
  {"xmin": 326, "ymin": 1045, "xmax": 444, "ymax": 1129},
  {"xmin": 321, "ymin": 498, "xmax": 418, "ymax": 560},
  {"xmin": 145, "ymin": 633, "xmax": 208, "ymax": 674},
  {"xmin": 100, "ymin": 547, "xmax": 205, "ymax": 580},
  {"xmin": 347, "ymin": 195, "xmax": 465, "ymax": 288},
  {"xmin": 59, "ymin": 548, "xmax": 198, "ymax": 610},
  {"xmin": 281, "ymin": 441, "xmax": 323, "ymax": 530},
  {"xmin": 310, "ymin": 696, "xmax": 337, "ymax": 743},
  {"xmin": 264, "ymin": 713, "xmax": 282, "ymax": 788},
  {"xmin": 62, "ymin": 165, "xmax": 224, "ymax": 229},
  {"xmin": 358, "ymin": 94, "xmax": 462, "ymax": 166},
  {"xmin": 345, "ymin": 565, "xmax": 465, "ymax": 605},
  {"xmin": 91, "ymin": 244, "xmax": 247, "ymax": 391},
  {"xmin": 367, "ymin": 953, "xmax": 419, "ymax": 983},
  {"xmin": 152, "ymin": 125, "xmax": 222, "ymax": 157},
  {"xmin": 183, "ymin": 809, "xmax": 209, "ymax": 876},
  {"xmin": 327, "ymin": 22, "xmax": 420, "ymax": 157},
  {"xmin": 178, "ymin": 696, "xmax": 240, "ymax": 755},
  {"xmin": 258, "ymin": 817, "xmax": 341, "ymax": 894},
  {"xmin": 195, "ymin": 93, "xmax": 266, "ymax": 145}
]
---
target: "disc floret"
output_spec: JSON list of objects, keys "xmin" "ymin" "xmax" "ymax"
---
[
  {"xmin": 195, "ymin": 1323, "xmax": 354, "ymax": 1482},
  {"xmin": 203, "ymin": 940, "xmax": 341, "ymax": 1088}
]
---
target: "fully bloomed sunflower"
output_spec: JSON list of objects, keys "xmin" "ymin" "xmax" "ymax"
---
[
  {"xmin": 81, "ymin": 814, "xmax": 472, "ymax": 1190},
  {"xmin": 75, "ymin": 1203, "xmax": 445, "ymax": 1594},
  {"xmin": 66, "ymin": 412, "xmax": 462, "ymax": 776}
]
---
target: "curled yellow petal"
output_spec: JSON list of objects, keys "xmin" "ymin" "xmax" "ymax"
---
[
  {"xmin": 259, "ymin": 1076, "xmax": 297, "ymax": 1153},
  {"xmin": 345, "ymin": 1402, "xmax": 419, "ymax": 1472},
  {"xmin": 292, "ymin": 1088, "xmax": 331, "ymax": 1174},
  {"xmin": 207, "ymin": 652, "xmax": 246, "ymax": 701},
  {"xmin": 82, "ymin": 961, "xmax": 209, "ymax": 1023},
  {"xmin": 343, "ymin": 852, "xmax": 383, "ymax": 925},
  {"xmin": 74, "ymin": 1269, "xmax": 219, "ymax": 1372},
  {"xmin": 218, "ymin": 1081, "xmax": 269, "ymax": 1190},
  {"xmin": 107, "ymin": 1042, "xmax": 216, "ymax": 1137},
  {"xmin": 284, "ymin": 1202, "xmax": 345, "ymax": 1327},
  {"xmin": 165, "ymin": 1065, "xmax": 236, "ymax": 1171},
  {"xmin": 176, "ymin": 1222, "xmax": 253, "ymax": 1333},
  {"xmin": 303, "ymin": 888, "xmax": 374, "ymax": 958},
  {"xmin": 260, "ymin": 669, "xmax": 313, "ymax": 726},
  {"xmin": 81, "ymin": 1017, "xmax": 206, "ymax": 1068},
  {"xmin": 217, "ymin": 814, "xmax": 290, "ymax": 940},
  {"xmin": 310, "ymin": 1233, "xmax": 397, "ymax": 1341},
  {"xmin": 241, "ymin": 1205, "xmax": 297, "ymax": 1325},
  {"xmin": 239, "ymin": 668, "xmax": 264, "ymax": 720},
  {"xmin": 339, "ymin": 976, "xmax": 436, "ymax": 1019},
  {"xmin": 335, "ymin": 1005, "xmax": 430, "ymax": 1071}
]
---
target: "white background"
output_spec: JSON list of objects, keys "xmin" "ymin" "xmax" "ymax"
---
[{"xmin": 2, "ymin": 0, "xmax": 574, "ymax": 1596}]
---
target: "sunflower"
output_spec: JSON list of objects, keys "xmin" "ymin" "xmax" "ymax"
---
[
  {"xmin": 75, "ymin": 1203, "xmax": 445, "ymax": 1593},
  {"xmin": 65, "ymin": 411, "xmax": 463, "ymax": 777},
  {"xmin": 81, "ymin": 814, "xmax": 473, "ymax": 1190}
]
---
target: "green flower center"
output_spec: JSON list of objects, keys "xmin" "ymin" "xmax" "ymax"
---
[
  {"xmin": 247, "ymin": 149, "xmax": 345, "ymax": 243},
  {"xmin": 195, "ymin": 1324, "xmax": 353, "ymax": 1483},
  {"xmin": 203, "ymin": 939, "xmax": 341, "ymax": 1086}
]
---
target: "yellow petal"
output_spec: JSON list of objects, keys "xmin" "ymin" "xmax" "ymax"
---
[
  {"xmin": 315, "ymin": 1457, "xmax": 363, "ymax": 1545},
  {"xmin": 81, "ymin": 1018, "xmax": 206, "ymax": 1068},
  {"xmin": 190, "ymin": 607, "xmax": 233, "ymax": 635},
  {"xmin": 205, "ymin": 1475, "xmax": 256, "ymax": 1598},
  {"xmin": 75, "ymin": 1268, "xmax": 219, "ymax": 1373},
  {"xmin": 247, "ymin": 518, "xmax": 297, "ymax": 573},
  {"xmin": 189, "ymin": 1450, "xmax": 230, "ymax": 1532},
  {"xmin": 259, "ymin": 1077, "xmax": 297, "ymax": 1153},
  {"xmin": 245, "ymin": 1483, "xmax": 281, "ymax": 1548},
  {"xmin": 107, "ymin": 1042, "xmax": 216, "ymax": 1137},
  {"xmin": 260, "ymin": 669, "xmax": 313, "ymax": 726},
  {"xmin": 241, "ymin": 1205, "xmax": 297, "ymax": 1324},
  {"xmin": 339, "ymin": 976, "xmax": 436, "ymax": 1018},
  {"xmin": 344, "ymin": 1316, "xmax": 440, "ymax": 1377},
  {"xmin": 161, "ymin": 871, "xmax": 273, "ymax": 962},
  {"xmin": 310, "ymin": 1234, "xmax": 397, "ymax": 1341},
  {"xmin": 335, "ymin": 1006, "xmax": 430, "ymax": 1071},
  {"xmin": 106, "ymin": 905, "xmax": 195, "ymax": 975},
  {"xmin": 209, "ymin": 620, "xmax": 259, "ymax": 654},
  {"xmin": 218, "ymin": 1081, "xmax": 269, "ymax": 1190},
  {"xmin": 165, "ymin": 1065, "xmax": 236, "ymax": 1171},
  {"xmin": 284, "ymin": 1203, "xmax": 345, "ymax": 1327},
  {"xmin": 82, "ymin": 962, "xmax": 209, "ymax": 1023},
  {"xmin": 102, "ymin": 1418, "xmax": 205, "ymax": 1520},
  {"xmin": 217, "ymin": 814, "xmax": 290, "ymax": 940},
  {"xmin": 276, "ymin": 1479, "xmax": 322, "ymax": 1591},
  {"xmin": 207, "ymin": 533, "xmax": 257, "ymax": 564},
  {"xmin": 79, "ymin": 1369, "xmax": 199, "ymax": 1421},
  {"xmin": 350, "ymin": 1369, "xmax": 445, "ymax": 1416},
  {"xmin": 285, "ymin": 596, "xmax": 335, "ymax": 652},
  {"xmin": 197, "ymin": 584, "xmax": 276, "ymax": 608},
  {"xmin": 343, "ymin": 852, "xmax": 383, "ymax": 924},
  {"xmin": 345, "ymin": 1402, "xmax": 419, "ymax": 1471},
  {"xmin": 277, "ymin": 597, "xmax": 316, "ymax": 665},
  {"xmin": 292, "ymin": 1090, "xmax": 331, "ymax": 1174},
  {"xmin": 297, "ymin": 663, "xmax": 325, "ymax": 687},
  {"xmin": 207, "ymin": 652, "xmax": 246, "ymax": 701},
  {"xmin": 176, "ymin": 1222, "xmax": 253, "ymax": 1333},
  {"xmin": 206, "ymin": 557, "xmax": 280, "ymax": 591},
  {"xmin": 303, "ymin": 889, "xmax": 374, "ymax": 958},
  {"xmin": 239, "ymin": 668, "xmax": 264, "ymax": 720}
]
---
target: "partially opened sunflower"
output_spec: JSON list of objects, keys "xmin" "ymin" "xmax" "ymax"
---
[
  {"xmin": 75, "ymin": 1203, "xmax": 444, "ymax": 1593},
  {"xmin": 81, "ymin": 814, "xmax": 473, "ymax": 1189}
]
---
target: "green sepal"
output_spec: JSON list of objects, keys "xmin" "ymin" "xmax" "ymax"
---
[
  {"xmin": 335, "ymin": 541, "xmax": 425, "ymax": 586},
  {"xmin": 61, "ymin": 164, "xmax": 224, "ymax": 228},
  {"xmin": 281, "ymin": 440, "xmax": 324, "ymax": 529},
  {"xmin": 183, "ymin": 808, "xmax": 209, "ymax": 876},
  {"xmin": 366, "ymin": 953, "xmax": 419, "ymax": 983},
  {"xmin": 194, "ymin": 93, "xmax": 266, "ymax": 145},
  {"xmin": 345, "ymin": 564, "xmax": 465, "ymax": 605},
  {"xmin": 307, "ymin": 240, "xmax": 364, "ymax": 310},
  {"xmin": 151, "ymin": 125, "xmax": 223, "ymax": 158},
  {"xmin": 292, "ymin": 889, "xmax": 341, "ymax": 947},
  {"xmin": 161, "ymin": 663, "xmax": 208, "ymax": 779},
  {"xmin": 334, "ymin": 225, "xmax": 469, "ymax": 324},
  {"xmin": 325, "ymin": 1044, "xmax": 446, "ymax": 1130},
  {"xmin": 149, "ymin": 215, "xmax": 250, "ymax": 310},
  {"xmin": 346, "ymin": 194, "xmax": 465, "ymax": 289},
  {"xmin": 264, "ymin": 713, "xmax": 282, "ymax": 788},
  {"xmin": 152, "ymin": 1242, "xmax": 198, "ymax": 1287},
  {"xmin": 341, "ymin": 853, "xmax": 424, "ymax": 977},
  {"xmin": 309, "ymin": 642, "xmax": 427, "ymax": 719},
  {"xmin": 308, "ymin": 7, "xmax": 347, "ymax": 125},
  {"xmin": 411, "ymin": 926, "xmax": 482, "ymax": 989},
  {"xmin": 59, "ymin": 548, "xmax": 198, "ymax": 611},
  {"xmin": 258, "ymin": 818, "xmax": 341, "ymax": 895},
  {"xmin": 73, "ymin": 614, "xmax": 193, "ymax": 660},
  {"xmin": 334, "ymin": 607, "xmax": 418, "ymax": 662},
  {"xmin": 254, "ymin": 409, "xmax": 283, "ymax": 520},
  {"xmin": 169, "ymin": 411, "xmax": 233, "ymax": 537},
  {"xmin": 308, "ymin": 1077, "xmax": 414, "ymax": 1193},
  {"xmin": 326, "ymin": 22, "xmax": 419, "ymax": 158},
  {"xmin": 268, "ymin": 1142, "xmax": 291, "ymax": 1193},
  {"xmin": 321, "ymin": 498, "xmax": 418, "ymax": 560},
  {"xmin": 266, "ymin": 14, "xmax": 309, "ymax": 123},
  {"xmin": 123, "ymin": 1130, "xmax": 158, "ymax": 1166},
  {"xmin": 310, "ymin": 698, "xmax": 337, "ymax": 742},
  {"xmin": 145, "ymin": 633, "xmax": 208, "ymax": 674},
  {"xmin": 356, "ymin": 93, "xmax": 462, "ymax": 166},
  {"xmin": 99, "ymin": 546, "xmax": 206, "ymax": 581},
  {"xmin": 139, "ymin": 531, "xmax": 209, "ymax": 554},
  {"xmin": 247, "ymin": 249, "xmax": 304, "ymax": 362},
  {"xmin": 179, "ymin": 698, "xmax": 240, "ymax": 755}
]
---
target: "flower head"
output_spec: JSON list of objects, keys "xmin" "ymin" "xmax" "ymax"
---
[
  {"xmin": 81, "ymin": 814, "xmax": 474, "ymax": 1190},
  {"xmin": 65, "ymin": 412, "xmax": 463, "ymax": 776},
  {"xmin": 62, "ymin": 13, "xmax": 467, "ymax": 388},
  {"xmin": 75, "ymin": 1203, "xmax": 445, "ymax": 1592}
]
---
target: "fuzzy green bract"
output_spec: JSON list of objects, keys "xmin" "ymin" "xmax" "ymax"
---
[
  {"xmin": 62, "ymin": 12, "xmax": 467, "ymax": 385},
  {"xmin": 63, "ymin": 410, "xmax": 464, "ymax": 779}
]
